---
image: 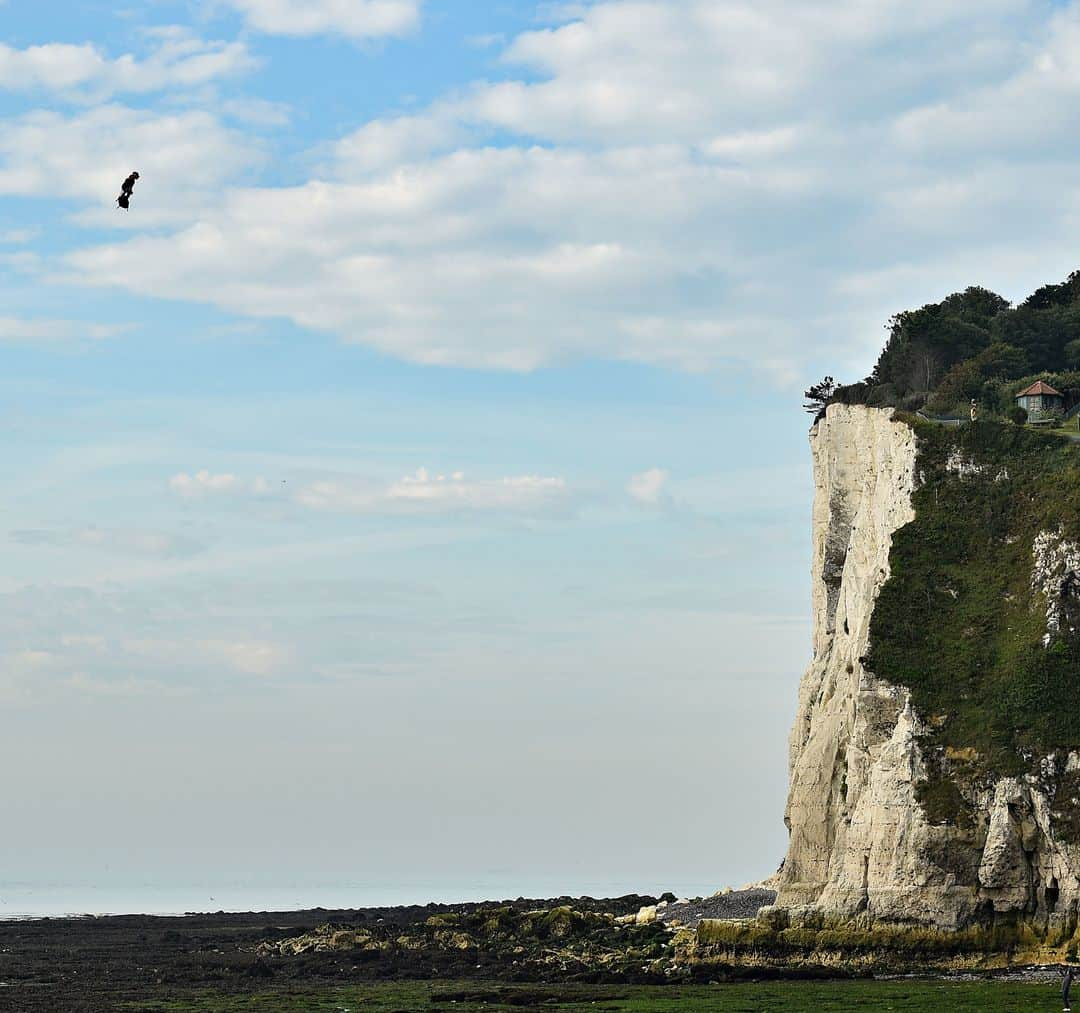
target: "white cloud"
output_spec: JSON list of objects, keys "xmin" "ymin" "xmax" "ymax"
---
[
  {"xmin": 203, "ymin": 639, "xmax": 285, "ymax": 676},
  {"xmin": 169, "ymin": 470, "xmax": 244, "ymax": 497},
  {"xmin": 627, "ymin": 468, "xmax": 669, "ymax": 505},
  {"xmin": 65, "ymin": 146, "xmax": 755, "ymax": 370},
  {"xmin": 167, "ymin": 466, "xmax": 569, "ymax": 514},
  {"xmin": 0, "ymin": 30, "xmax": 255, "ymax": 98},
  {"xmin": 220, "ymin": 97, "xmax": 291, "ymax": 126},
  {"xmin": 0, "ymin": 648, "xmax": 68, "ymax": 702},
  {"xmin": 123, "ymin": 637, "xmax": 287, "ymax": 676},
  {"xmin": 60, "ymin": 634, "xmax": 106, "ymax": 651},
  {"xmin": 64, "ymin": 672, "xmax": 186, "ymax": 697},
  {"xmin": 479, "ymin": 0, "xmax": 1027, "ymax": 145},
  {"xmin": 11, "ymin": 527, "xmax": 204, "ymax": 558},
  {"xmin": 466, "ymin": 33, "xmax": 505, "ymax": 49},
  {"xmin": 0, "ymin": 104, "xmax": 261, "ymax": 226},
  {"xmin": 58, "ymin": 0, "xmax": 1080, "ymax": 377},
  {"xmin": 702, "ymin": 125, "xmax": 805, "ymax": 160},
  {"xmin": 0, "ymin": 583, "xmax": 301, "ymax": 701},
  {"xmin": 10, "ymin": 649, "xmax": 61, "ymax": 672},
  {"xmin": 892, "ymin": 5, "xmax": 1080, "ymax": 160},
  {"xmin": 220, "ymin": 0, "xmax": 420, "ymax": 39},
  {"xmin": 331, "ymin": 111, "xmax": 468, "ymax": 176},
  {"xmin": 296, "ymin": 467, "xmax": 569, "ymax": 515},
  {"xmin": 169, "ymin": 470, "xmax": 280, "ymax": 500},
  {"xmin": 0, "ymin": 316, "xmax": 122, "ymax": 342},
  {"xmin": 0, "ymin": 251, "xmax": 40, "ymax": 273},
  {"xmin": 0, "ymin": 228, "xmax": 37, "ymax": 243}
]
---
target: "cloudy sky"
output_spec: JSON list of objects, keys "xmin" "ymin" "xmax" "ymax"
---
[{"xmin": 3, "ymin": 0, "xmax": 1080, "ymax": 914}]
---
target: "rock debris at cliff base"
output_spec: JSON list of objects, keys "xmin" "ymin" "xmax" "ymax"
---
[{"xmin": 654, "ymin": 889, "xmax": 778, "ymax": 927}]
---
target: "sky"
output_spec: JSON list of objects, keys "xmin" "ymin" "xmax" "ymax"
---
[{"xmin": 4, "ymin": 0, "xmax": 1080, "ymax": 916}]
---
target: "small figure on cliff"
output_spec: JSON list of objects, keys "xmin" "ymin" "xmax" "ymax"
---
[
  {"xmin": 970, "ymin": 399, "xmax": 979, "ymax": 423},
  {"xmin": 117, "ymin": 171, "xmax": 139, "ymax": 210}
]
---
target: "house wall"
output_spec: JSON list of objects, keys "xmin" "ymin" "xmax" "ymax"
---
[{"xmin": 1018, "ymin": 394, "xmax": 1063, "ymax": 415}]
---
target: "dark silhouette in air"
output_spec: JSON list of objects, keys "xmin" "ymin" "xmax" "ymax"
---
[{"xmin": 116, "ymin": 171, "xmax": 140, "ymax": 210}]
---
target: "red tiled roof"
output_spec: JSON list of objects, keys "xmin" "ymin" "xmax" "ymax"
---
[{"xmin": 1017, "ymin": 380, "xmax": 1063, "ymax": 398}]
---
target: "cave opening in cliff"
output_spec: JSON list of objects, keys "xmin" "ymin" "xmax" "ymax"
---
[{"xmin": 1047, "ymin": 878, "xmax": 1060, "ymax": 914}]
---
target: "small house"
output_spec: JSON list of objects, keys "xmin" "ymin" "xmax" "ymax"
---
[{"xmin": 1015, "ymin": 380, "xmax": 1064, "ymax": 417}]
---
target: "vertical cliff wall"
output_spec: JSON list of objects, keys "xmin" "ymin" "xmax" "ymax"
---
[{"xmin": 775, "ymin": 404, "xmax": 1080, "ymax": 934}]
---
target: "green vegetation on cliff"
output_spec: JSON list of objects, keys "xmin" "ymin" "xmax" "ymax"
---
[{"xmin": 863, "ymin": 418, "xmax": 1080, "ymax": 828}]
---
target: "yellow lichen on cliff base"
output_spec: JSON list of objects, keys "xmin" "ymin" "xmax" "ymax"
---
[{"xmin": 680, "ymin": 917, "xmax": 1077, "ymax": 972}]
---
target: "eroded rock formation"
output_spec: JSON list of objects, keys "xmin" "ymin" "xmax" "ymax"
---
[{"xmin": 774, "ymin": 404, "xmax": 1080, "ymax": 935}]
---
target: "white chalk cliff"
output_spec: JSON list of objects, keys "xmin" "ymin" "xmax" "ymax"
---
[{"xmin": 774, "ymin": 404, "xmax": 1080, "ymax": 933}]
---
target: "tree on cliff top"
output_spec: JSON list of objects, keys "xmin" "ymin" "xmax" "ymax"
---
[
  {"xmin": 803, "ymin": 376, "xmax": 836, "ymax": 420},
  {"xmin": 823, "ymin": 271, "xmax": 1080, "ymax": 417},
  {"xmin": 871, "ymin": 287, "xmax": 1010, "ymax": 398}
]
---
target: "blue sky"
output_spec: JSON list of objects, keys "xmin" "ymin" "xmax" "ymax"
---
[{"xmin": 3, "ymin": 0, "xmax": 1080, "ymax": 913}]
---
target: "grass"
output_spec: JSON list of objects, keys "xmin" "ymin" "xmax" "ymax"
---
[
  {"xmin": 1043, "ymin": 425, "xmax": 1080, "ymax": 440},
  {"xmin": 124, "ymin": 978, "xmax": 1067, "ymax": 1012}
]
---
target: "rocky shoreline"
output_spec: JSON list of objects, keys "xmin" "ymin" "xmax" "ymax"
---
[
  {"xmin": 0, "ymin": 891, "xmax": 748, "ymax": 1011},
  {"xmin": 7, "ymin": 886, "xmax": 1068, "ymax": 1011}
]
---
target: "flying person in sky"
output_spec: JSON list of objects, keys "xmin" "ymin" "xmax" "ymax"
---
[{"xmin": 116, "ymin": 171, "xmax": 139, "ymax": 210}]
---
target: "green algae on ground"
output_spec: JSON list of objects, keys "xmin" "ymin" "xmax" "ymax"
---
[{"xmin": 125, "ymin": 978, "xmax": 1064, "ymax": 1012}]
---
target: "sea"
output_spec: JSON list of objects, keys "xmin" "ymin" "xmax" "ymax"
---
[{"xmin": 0, "ymin": 878, "xmax": 721, "ymax": 920}]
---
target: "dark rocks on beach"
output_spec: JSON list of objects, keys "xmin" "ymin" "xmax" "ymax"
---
[
  {"xmin": 0, "ymin": 894, "xmax": 667, "ymax": 1011},
  {"xmin": 655, "ymin": 888, "xmax": 778, "ymax": 928},
  {"xmin": 0, "ymin": 890, "xmax": 785, "ymax": 1009}
]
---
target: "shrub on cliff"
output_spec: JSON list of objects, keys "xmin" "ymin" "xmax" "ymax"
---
[
  {"xmin": 1066, "ymin": 338, "xmax": 1080, "ymax": 369},
  {"xmin": 1006, "ymin": 405, "xmax": 1028, "ymax": 426}
]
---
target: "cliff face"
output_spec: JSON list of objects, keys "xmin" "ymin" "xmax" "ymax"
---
[{"xmin": 775, "ymin": 404, "xmax": 1080, "ymax": 934}]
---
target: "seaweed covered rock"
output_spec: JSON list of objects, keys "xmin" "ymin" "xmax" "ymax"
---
[{"xmin": 258, "ymin": 902, "xmax": 676, "ymax": 979}]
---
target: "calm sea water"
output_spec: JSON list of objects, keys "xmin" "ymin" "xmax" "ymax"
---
[{"xmin": 0, "ymin": 879, "xmax": 719, "ymax": 920}]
